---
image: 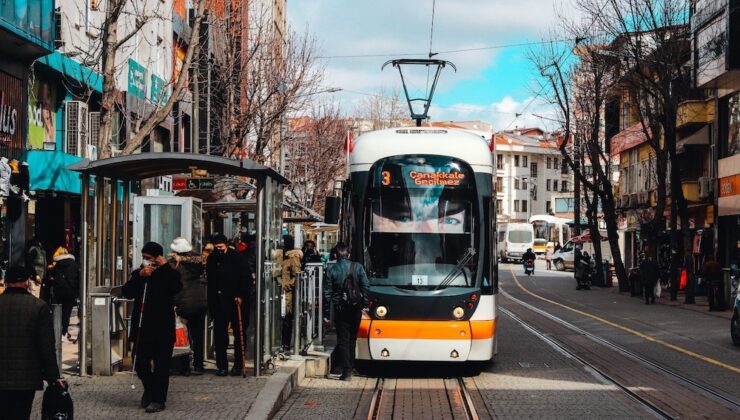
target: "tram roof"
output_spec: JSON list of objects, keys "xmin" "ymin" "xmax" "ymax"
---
[{"xmin": 350, "ymin": 127, "xmax": 493, "ymax": 174}]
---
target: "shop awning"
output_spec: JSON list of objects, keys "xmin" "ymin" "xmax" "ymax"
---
[
  {"xmin": 676, "ymin": 126, "xmax": 710, "ymax": 154},
  {"xmin": 67, "ymin": 152, "xmax": 290, "ymax": 184},
  {"xmin": 610, "ymin": 122, "xmax": 650, "ymax": 156}
]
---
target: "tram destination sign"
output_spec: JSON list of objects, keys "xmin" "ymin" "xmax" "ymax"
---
[{"xmin": 173, "ymin": 177, "xmax": 214, "ymax": 191}]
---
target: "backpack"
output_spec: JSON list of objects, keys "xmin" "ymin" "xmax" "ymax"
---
[
  {"xmin": 340, "ymin": 262, "xmax": 363, "ymax": 307},
  {"xmin": 42, "ymin": 381, "xmax": 74, "ymax": 420}
]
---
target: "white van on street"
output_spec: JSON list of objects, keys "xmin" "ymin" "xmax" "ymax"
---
[
  {"xmin": 498, "ymin": 223, "xmax": 535, "ymax": 263},
  {"xmin": 552, "ymin": 232, "xmax": 613, "ymax": 271}
]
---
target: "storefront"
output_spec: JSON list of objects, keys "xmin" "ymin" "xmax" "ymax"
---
[{"xmin": 717, "ymin": 92, "xmax": 740, "ymax": 268}]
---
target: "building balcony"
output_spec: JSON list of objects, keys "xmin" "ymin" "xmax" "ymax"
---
[
  {"xmin": 0, "ymin": 0, "xmax": 55, "ymax": 59},
  {"xmin": 676, "ymin": 99, "xmax": 715, "ymax": 129}
]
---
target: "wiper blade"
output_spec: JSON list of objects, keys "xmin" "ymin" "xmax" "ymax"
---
[{"xmin": 435, "ymin": 248, "xmax": 476, "ymax": 290}]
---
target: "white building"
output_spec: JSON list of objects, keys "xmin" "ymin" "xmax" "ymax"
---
[{"xmin": 494, "ymin": 129, "xmax": 574, "ymax": 222}]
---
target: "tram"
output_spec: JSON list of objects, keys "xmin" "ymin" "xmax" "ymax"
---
[
  {"xmin": 339, "ymin": 127, "xmax": 497, "ymax": 362},
  {"xmin": 529, "ymin": 214, "xmax": 572, "ymax": 249}
]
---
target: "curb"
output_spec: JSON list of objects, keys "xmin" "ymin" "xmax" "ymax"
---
[
  {"xmin": 245, "ymin": 360, "xmax": 304, "ymax": 420},
  {"xmin": 244, "ymin": 352, "xmax": 330, "ymax": 420}
]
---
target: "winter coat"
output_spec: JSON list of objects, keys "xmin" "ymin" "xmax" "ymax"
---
[
  {"xmin": 325, "ymin": 259, "xmax": 370, "ymax": 312},
  {"xmin": 702, "ymin": 260, "xmax": 723, "ymax": 285},
  {"xmin": 279, "ymin": 249, "xmax": 303, "ymax": 315},
  {"xmin": 0, "ymin": 288, "xmax": 61, "ymax": 390},
  {"xmin": 123, "ymin": 262, "xmax": 182, "ymax": 344},
  {"xmin": 206, "ymin": 248, "xmax": 252, "ymax": 312},
  {"xmin": 639, "ymin": 259, "xmax": 660, "ymax": 288},
  {"xmin": 171, "ymin": 253, "xmax": 208, "ymax": 316},
  {"xmin": 25, "ymin": 245, "xmax": 47, "ymax": 281},
  {"xmin": 47, "ymin": 254, "xmax": 79, "ymax": 302}
]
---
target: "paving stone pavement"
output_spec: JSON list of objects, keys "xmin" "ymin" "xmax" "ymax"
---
[
  {"xmin": 30, "ymin": 368, "xmax": 266, "ymax": 419},
  {"xmin": 273, "ymin": 376, "xmax": 374, "ymax": 420}
]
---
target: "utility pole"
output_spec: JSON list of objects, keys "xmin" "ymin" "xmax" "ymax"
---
[{"xmin": 573, "ymin": 138, "xmax": 581, "ymax": 237}]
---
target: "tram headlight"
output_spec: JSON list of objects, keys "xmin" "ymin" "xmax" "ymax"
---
[
  {"xmin": 375, "ymin": 305, "xmax": 388, "ymax": 319},
  {"xmin": 452, "ymin": 306, "xmax": 465, "ymax": 319}
]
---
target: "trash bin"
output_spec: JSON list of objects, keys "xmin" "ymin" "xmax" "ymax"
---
[{"xmin": 90, "ymin": 286, "xmax": 129, "ymax": 376}]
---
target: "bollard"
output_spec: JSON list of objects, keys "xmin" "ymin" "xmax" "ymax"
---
[
  {"xmin": 52, "ymin": 304, "xmax": 63, "ymax": 372},
  {"xmin": 291, "ymin": 272, "xmax": 302, "ymax": 359}
]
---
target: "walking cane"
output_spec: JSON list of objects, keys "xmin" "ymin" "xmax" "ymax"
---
[
  {"xmin": 131, "ymin": 282, "xmax": 148, "ymax": 390},
  {"xmin": 236, "ymin": 299, "xmax": 247, "ymax": 377}
]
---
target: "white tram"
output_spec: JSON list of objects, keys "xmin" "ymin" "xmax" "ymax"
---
[{"xmin": 340, "ymin": 127, "xmax": 498, "ymax": 362}]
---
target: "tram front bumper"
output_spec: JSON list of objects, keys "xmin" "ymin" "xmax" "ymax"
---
[{"xmin": 356, "ymin": 319, "xmax": 495, "ymax": 361}]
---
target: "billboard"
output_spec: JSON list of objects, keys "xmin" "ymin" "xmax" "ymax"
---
[{"xmin": 28, "ymin": 77, "xmax": 56, "ymax": 149}]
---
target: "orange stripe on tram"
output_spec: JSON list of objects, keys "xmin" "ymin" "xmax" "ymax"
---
[
  {"xmin": 365, "ymin": 320, "xmax": 472, "ymax": 340},
  {"xmin": 470, "ymin": 320, "xmax": 495, "ymax": 340}
]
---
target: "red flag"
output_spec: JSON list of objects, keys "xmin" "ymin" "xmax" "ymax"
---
[{"xmin": 343, "ymin": 130, "xmax": 354, "ymax": 153}]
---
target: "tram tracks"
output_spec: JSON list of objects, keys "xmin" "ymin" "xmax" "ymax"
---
[
  {"xmin": 366, "ymin": 377, "xmax": 483, "ymax": 420},
  {"xmin": 501, "ymin": 289, "xmax": 740, "ymax": 419}
]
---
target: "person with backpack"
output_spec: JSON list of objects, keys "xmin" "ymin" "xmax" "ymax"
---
[{"xmin": 324, "ymin": 243, "xmax": 369, "ymax": 381}]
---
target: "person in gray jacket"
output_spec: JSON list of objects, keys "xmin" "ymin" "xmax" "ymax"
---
[{"xmin": 0, "ymin": 266, "xmax": 64, "ymax": 420}]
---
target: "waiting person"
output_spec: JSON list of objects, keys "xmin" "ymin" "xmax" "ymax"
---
[
  {"xmin": 703, "ymin": 256, "xmax": 724, "ymax": 311},
  {"xmin": 46, "ymin": 247, "xmax": 80, "ymax": 343},
  {"xmin": 206, "ymin": 234, "xmax": 252, "ymax": 376},
  {"xmin": 123, "ymin": 242, "xmax": 182, "ymax": 413},
  {"xmin": 24, "ymin": 238, "xmax": 46, "ymax": 298},
  {"xmin": 639, "ymin": 252, "xmax": 659, "ymax": 305},
  {"xmin": 302, "ymin": 240, "xmax": 322, "ymax": 267},
  {"xmin": 0, "ymin": 266, "xmax": 65, "ymax": 419},
  {"xmin": 279, "ymin": 235, "xmax": 303, "ymax": 350},
  {"xmin": 325, "ymin": 243, "xmax": 369, "ymax": 381},
  {"xmin": 545, "ymin": 245, "xmax": 554, "ymax": 270},
  {"xmin": 170, "ymin": 238, "xmax": 207, "ymax": 376}
]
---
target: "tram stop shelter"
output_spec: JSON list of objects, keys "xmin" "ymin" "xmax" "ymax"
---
[{"xmin": 68, "ymin": 152, "xmax": 289, "ymax": 377}]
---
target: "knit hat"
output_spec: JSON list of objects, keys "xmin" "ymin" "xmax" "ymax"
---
[
  {"xmin": 4, "ymin": 266, "xmax": 30, "ymax": 283},
  {"xmin": 170, "ymin": 237, "xmax": 193, "ymax": 254},
  {"xmin": 212, "ymin": 234, "xmax": 228, "ymax": 245},
  {"xmin": 141, "ymin": 241, "xmax": 164, "ymax": 257}
]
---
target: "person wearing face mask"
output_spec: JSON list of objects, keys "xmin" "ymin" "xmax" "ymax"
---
[
  {"xmin": 206, "ymin": 234, "xmax": 252, "ymax": 377},
  {"xmin": 122, "ymin": 242, "xmax": 182, "ymax": 413}
]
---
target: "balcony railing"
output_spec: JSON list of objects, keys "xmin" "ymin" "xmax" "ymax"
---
[{"xmin": 676, "ymin": 99, "xmax": 715, "ymax": 128}]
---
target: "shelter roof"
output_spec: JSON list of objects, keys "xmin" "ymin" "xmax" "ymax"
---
[{"xmin": 67, "ymin": 152, "xmax": 290, "ymax": 184}]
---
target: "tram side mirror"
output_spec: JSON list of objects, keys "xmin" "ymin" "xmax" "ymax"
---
[{"xmin": 324, "ymin": 196, "xmax": 341, "ymax": 225}]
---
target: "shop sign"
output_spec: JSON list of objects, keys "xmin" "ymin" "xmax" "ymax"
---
[
  {"xmin": 28, "ymin": 78, "xmax": 57, "ymax": 149},
  {"xmin": 150, "ymin": 74, "xmax": 169, "ymax": 105},
  {"xmin": 173, "ymin": 177, "xmax": 214, "ymax": 191},
  {"xmin": 128, "ymin": 59, "xmax": 147, "ymax": 100},
  {"xmin": 719, "ymin": 174, "xmax": 740, "ymax": 198},
  {"xmin": 0, "ymin": 72, "xmax": 23, "ymax": 151}
]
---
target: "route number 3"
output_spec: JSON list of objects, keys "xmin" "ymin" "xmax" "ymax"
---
[{"xmin": 381, "ymin": 171, "xmax": 391, "ymax": 186}]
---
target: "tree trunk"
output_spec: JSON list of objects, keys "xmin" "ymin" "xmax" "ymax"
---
[{"xmin": 98, "ymin": 1, "xmax": 122, "ymax": 159}]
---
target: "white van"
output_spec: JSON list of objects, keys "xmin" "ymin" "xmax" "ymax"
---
[
  {"xmin": 497, "ymin": 223, "xmax": 535, "ymax": 263},
  {"xmin": 552, "ymin": 236, "xmax": 613, "ymax": 271}
]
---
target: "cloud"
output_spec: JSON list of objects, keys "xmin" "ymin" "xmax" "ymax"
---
[{"xmin": 428, "ymin": 95, "xmax": 561, "ymax": 131}]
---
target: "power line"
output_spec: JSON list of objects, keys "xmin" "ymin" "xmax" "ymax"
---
[{"xmin": 316, "ymin": 38, "xmax": 573, "ymax": 60}]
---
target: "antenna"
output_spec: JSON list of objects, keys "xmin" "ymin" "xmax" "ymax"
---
[{"xmin": 381, "ymin": 58, "xmax": 456, "ymax": 127}]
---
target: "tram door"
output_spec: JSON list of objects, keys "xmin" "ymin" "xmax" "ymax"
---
[{"xmin": 132, "ymin": 197, "xmax": 203, "ymax": 268}]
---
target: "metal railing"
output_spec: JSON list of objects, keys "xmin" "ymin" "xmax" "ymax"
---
[{"xmin": 292, "ymin": 263, "xmax": 325, "ymax": 356}]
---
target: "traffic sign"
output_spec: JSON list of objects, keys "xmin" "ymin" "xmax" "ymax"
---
[{"xmin": 173, "ymin": 177, "xmax": 214, "ymax": 191}]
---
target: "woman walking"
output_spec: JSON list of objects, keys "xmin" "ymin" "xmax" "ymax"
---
[{"xmin": 47, "ymin": 247, "xmax": 80, "ymax": 342}]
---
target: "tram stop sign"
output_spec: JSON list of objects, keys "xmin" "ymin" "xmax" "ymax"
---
[{"xmin": 173, "ymin": 177, "xmax": 214, "ymax": 191}]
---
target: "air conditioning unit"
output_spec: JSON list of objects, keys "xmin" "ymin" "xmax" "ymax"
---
[
  {"xmin": 54, "ymin": 8, "xmax": 64, "ymax": 49},
  {"xmin": 65, "ymin": 101, "xmax": 88, "ymax": 157},
  {"xmin": 88, "ymin": 112, "xmax": 101, "ymax": 148},
  {"xmin": 698, "ymin": 176, "xmax": 714, "ymax": 198}
]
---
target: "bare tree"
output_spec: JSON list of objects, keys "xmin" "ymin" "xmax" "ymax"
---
[
  {"xmin": 207, "ymin": 2, "xmax": 323, "ymax": 163},
  {"xmin": 352, "ymin": 89, "xmax": 409, "ymax": 133},
  {"xmin": 530, "ymin": 28, "xmax": 630, "ymax": 289},
  {"xmin": 579, "ymin": 0, "xmax": 694, "ymax": 302},
  {"xmin": 283, "ymin": 102, "xmax": 350, "ymax": 214},
  {"xmin": 90, "ymin": 0, "xmax": 209, "ymax": 158}
]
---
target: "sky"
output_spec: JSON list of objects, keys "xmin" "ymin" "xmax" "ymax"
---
[{"xmin": 288, "ymin": 0, "xmax": 576, "ymax": 131}]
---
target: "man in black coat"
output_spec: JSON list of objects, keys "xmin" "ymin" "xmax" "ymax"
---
[
  {"xmin": 639, "ymin": 253, "xmax": 660, "ymax": 304},
  {"xmin": 206, "ymin": 234, "xmax": 252, "ymax": 376},
  {"xmin": 123, "ymin": 242, "xmax": 182, "ymax": 413},
  {"xmin": 0, "ymin": 266, "xmax": 64, "ymax": 419}
]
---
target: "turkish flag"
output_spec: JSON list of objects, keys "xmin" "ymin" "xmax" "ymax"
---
[{"xmin": 343, "ymin": 130, "xmax": 353, "ymax": 153}]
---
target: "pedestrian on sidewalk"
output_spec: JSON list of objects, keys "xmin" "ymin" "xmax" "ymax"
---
[
  {"xmin": 0, "ymin": 266, "xmax": 65, "ymax": 420},
  {"xmin": 46, "ymin": 247, "xmax": 80, "ymax": 343},
  {"xmin": 279, "ymin": 235, "xmax": 303, "ymax": 350},
  {"xmin": 206, "ymin": 234, "xmax": 252, "ymax": 377},
  {"xmin": 325, "ymin": 243, "xmax": 369, "ymax": 381},
  {"xmin": 169, "ymin": 238, "xmax": 208, "ymax": 376},
  {"xmin": 702, "ymin": 256, "xmax": 724, "ymax": 311},
  {"xmin": 639, "ymin": 253, "xmax": 659, "ymax": 305},
  {"xmin": 123, "ymin": 242, "xmax": 182, "ymax": 413},
  {"xmin": 545, "ymin": 245, "xmax": 553, "ymax": 270},
  {"xmin": 24, "ymin": 238, "xmax": 46, "ymax": 299}
]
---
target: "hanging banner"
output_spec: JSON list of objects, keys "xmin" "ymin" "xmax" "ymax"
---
[
  {"xmin": 28, "ymin": 78, "xmax": 57, "ymax": 149},
  {"xmin": 0, "ymin": 71, "xmax": 23, "ymax": 154}
]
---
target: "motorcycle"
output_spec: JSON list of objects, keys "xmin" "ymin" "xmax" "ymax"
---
[{"xmin": 524, "ymin": 258, "xmax": 535, "ymax": 276}]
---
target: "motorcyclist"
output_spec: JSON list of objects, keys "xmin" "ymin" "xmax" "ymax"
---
[{"xmin": 523, "ymin": 248, "xmax": 536, "ymax": 274}]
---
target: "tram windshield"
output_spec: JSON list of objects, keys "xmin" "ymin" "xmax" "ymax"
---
[{"xmin": 365, "ymin": 155, "xmax": 478, "ymax": 288}]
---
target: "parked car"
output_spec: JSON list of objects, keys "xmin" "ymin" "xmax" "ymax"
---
[{"xmin": 552, "ymin": 234, "xmax": 613, "ymax": 271}]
